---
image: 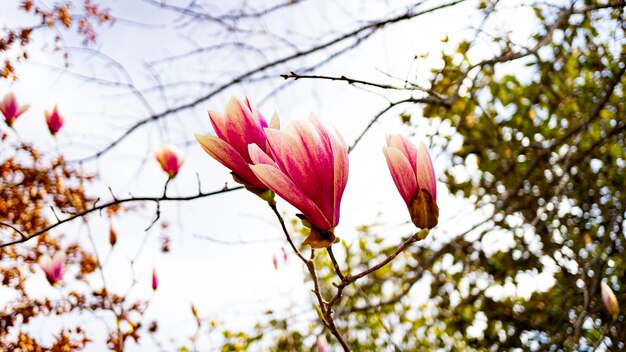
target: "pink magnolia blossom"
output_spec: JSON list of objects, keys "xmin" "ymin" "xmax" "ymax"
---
[
  {"xmin": 196, "ymin": 97, "xmax": 279, "ymax": 194},
  {"xmin": 383, "ymin": 134, "xmax": 438, "ymax": 229},
  {"xmin": 39, "ymin": 252, "xmax": 65, "ymax": 285},
  {"xmin": 601, "ymin": 281, "xmax": 619, "ymax": 317},
  {"xmin": 152, "ymin": 267, "xmax": 159, "ymax": 291},
  {"xmin": 0, "ymin": 92, "xmax": 29, "ymax": 127},
  {"xmin": 155, "ymin": 145, "xmax": 185, "ymax": 178},
  {"xmin": 316, "ymin": 335, "xmax": 329, "ymax": 352},
  {"xmin": 44, "ymin": 105, "xmax": 65, "ymax": 135},
  {"xmin": 248, "ymin": 115, "xmax": 349, "ymax": 248},
  {"xmin": 272, "ymin": 254, "xmax": 278, "ymax": 270}
]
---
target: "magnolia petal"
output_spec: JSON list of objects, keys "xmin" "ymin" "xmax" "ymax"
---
[
  {"xmin": 416, "ymin": 141, "xmax": 437, "ymax": 201},
  {"xmin": 387, "ymin": 134, "xmax": 418, "ymax": 174},
  {"xmin": 17, "ymin": 104, "xmax": 29, "ymax": 117},
  {"xmin": 329, "ymin": 130, "xmax": 349, "ymax": 227},
  {"xmin": 281, "ymin": 120, "xmax": 334, "ymax": 222},
  {"xmin": 264, "ymin": 128, "xmax": 286, "ymax": 170},
  {"xmin": 223, "ymin": 97, "xmax": 267, "ymax": 159},
  {"xmin": 383, "ymin": 146, "xmax": 418, "ymax": 206},
  {"xmin": 196, "ymin": 134, "xmax": 265, "ymax": 189},
  {"xmin": 244, "ymin": 97, "xmax": 269, "ymax": 129},
  {"xmin": 250, "ymin": 163, "xmax": 331, "ymax": 230},
  {"xmin": 248, "ymin": 143, "xmax": 275, "ymax": 165},
  {"xmin": 269, "ymin": 112, "xmax": 280, "ymax": 129},
  {"xmin": 208, "ymin": 111, "xmax": 228, "ymax": 140}
]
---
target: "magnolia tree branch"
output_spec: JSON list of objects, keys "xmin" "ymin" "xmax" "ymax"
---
[
  {"xmin": 0, "ymin": 186, "xmax": 243, "ymax": 248},
  {"xmin": 68, "ymin": 0, "xmax": 469, "ymax": 164},
  {"xmin": 269, "ymin": 199, "xmax": 433, "ymax": 351}
]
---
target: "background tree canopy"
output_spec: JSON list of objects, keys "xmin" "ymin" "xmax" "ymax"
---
[{"xmin": 0, "ymin": 0, "xmax": 624, "ymax": 351}]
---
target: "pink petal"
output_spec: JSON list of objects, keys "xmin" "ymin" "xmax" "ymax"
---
[
  {"xmin": 196, "ymin": 134, "xmax": 266, "ymax": 189},
  {"xmin": 387, "ymin": 134, "xmax": 418, "ymax": 174},
  {"xmin": 269, "ymin": 112, "xmax": 280, "ymax": 129},
  {"xmin": 281, "ymin": 119, "xmax": 334, "ymax": 223},
  {"xmin": 416, "ymin": 141, "xmax": 437, "ymax": 201},
  {"xmin": 222, "ymin": 97, "xmax": 267, "ymax": 160},
  {"xmin": 250, "ymin": 163, "xmax": 331, "ymax": 230},
  {"xmin": 329, "ymin": 130, "xmax": 349, "ymax": 227},
  {"xmin": 383, "ymin": 146, "xmax": 418, "ymax": 206},
  {"xmin": 264, "ymin": 128, "xmax": 286, "ymax": 170},
  {"xmin": 248, "ymin": 143, "xmax": 275, "ymax": 165}
]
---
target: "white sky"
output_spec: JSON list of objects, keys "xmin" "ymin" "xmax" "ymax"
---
[{"xmin": 0, "ymin": 0, "xmax": 546, "ymax": 350}]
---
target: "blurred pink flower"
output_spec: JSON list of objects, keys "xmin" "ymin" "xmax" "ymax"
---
[
  {"xmin": 44, "ymin": 105, "xmax": 65, "ymax": 135},
  {"xmin": 0, "ymin": 92, "xmax": 29, "ymax": 127},
  {"xmin": 601, "ymin": 281, "xmax": 619, "ymax": 317},
  {"xmin": 282, "ymin": 247, "xmax": 288, "ymax": 263},
  {"xmin": 39, "ymin": 252, "xmax": 65, "ymax": 285},
  {"xmin": 383, "ymin": 134, "xmax": 438, "ymax": 229},
  {"xmin": 272, "ymin": 254, "xmax": 278, "ymax": 270},
  {"xmin": 155, "ymin": 144, "xmax": 184, "ymax": 178},
  {"xmin": 316, "ymin": 335, "xmax": 329, "ymax": 352},
  {"xmin": 152, "ymin": 266, "xmax": 159, "ymax": 291},
  {"xmin": 249, "ymin": 115, "xmax": 349, "ymax": 248},
  {"xmin": 196, "ymin": 97, "xmax": 279, "ymax": 195}
]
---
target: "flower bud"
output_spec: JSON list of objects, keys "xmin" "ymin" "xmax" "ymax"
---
[
  {"xmin": 152, "ymin": 266, "xmax": 159, "ymax": 291},
  {"xmin": 0, "ymin": 92, "xmax": 29, "ymax": 127},
  {"xmin": 39, "ymin": 252, "xmax": 65, "ymax": 285},
  {"xmin": 44, "ymin": 105, "xmax": 64, "ymax": 135},
  {"xmin": 155, "ymin": 145, "xmax": 184, "ymax": 178},
  {"xmin": 109, "ymin": 219, "xmax": 118, "ymax": 246},
  {"xmin": 601, "ymin": 281, "xmax": 619, "ymax": 318}
]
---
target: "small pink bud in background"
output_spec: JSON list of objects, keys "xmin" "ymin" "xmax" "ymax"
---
[
  {"xmin": 316, "ymin": 335, "xmax": 329, "ymax": 352},
  {"xmin": 39, "ymin": 252, "xmax": 65, "ymax": 285},
  {"xmin": 152, "ymin": 266, "xmax": 159, "ymax": 291},
  {"xmin": 383, "ymin": 135, "xmax": 439, "ymax": 229},
  {"xmin": 0, "ymin": 92, "xmax": 29, "ymax": 127},
  {"xmin": 601, "ymin": 281, "xmax": 619, "ymax": 318},
  {"xmin": 44, "ymin": 105, "xmax": 64, "ymax": 135},
  {"xmin": 155, "ymin": 144, "xmax": 184, "ymax": 178},
  {"xmin": 109, "ymin": 218, "xmax": 118, "ymax": 246},
  {"xmin": 249, "ymin": 115, "xmax": 349, "ymax": 248},
  {"xmin": 191, "ymin": 303, "xmax": 201, "ymax": 326},
  {"xmin": 282, "ymin": 247, "xmax": 288, "ymax": 263},
  {"xmin": 272, "ymin": 254, "xmax": 278, "ymax": 270}
]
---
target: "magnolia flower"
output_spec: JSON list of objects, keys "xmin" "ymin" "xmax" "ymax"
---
[
  {"xmin": 155, "ymin": 145, "xmax": 185, "ymax": 178},
  {"xmin": 152, "ymin": 266, "xmax": 159, "ymax": 291},
  {"xmin": 44, "ymin": 105, "xmax": 64, "ymax": 135},
  {"xmin": 249, "ymin": 115, "xmax": 349, "ymax": 248},
  {"xmin": 0, "ymin": 92, "xmax": 29, "ymax": 127},
  {"xmin": 39, "ymin": 252, "xmax": 65, "ymax": 285},
  {"xmin": 196, "ymin": 97, "xmax": 279, "ymax": 196},
  {"xmin": 272, "ymin": 254, "xmax": 279, "ymax": 270},
  {"xmin": 601, "ymin": 281, "xmax": 619, "ymax": 317},
  {"xmin": 383, "ymin": 134, "xmax": 438, "ymax": 229},
  {"xmin": 316, "ymin": 335, "xmax": 329, "ymax": 352}
]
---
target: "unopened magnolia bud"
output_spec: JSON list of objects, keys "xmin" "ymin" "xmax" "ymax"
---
[
  {"xmin": 272, "ymin": 254, "xmax": 278, "ymax": 270},
  {"xmin": 601, "ymin": 281, "xmax": 619, "ymax": 318},
  {"xmin": 191, "ymin": 303, "xmax": 201, "ymax": 326},
  {"xmin": 152, "ymin": 267, "xmax": 158, "ymax": 291},
  {"xmin": 409, "ymin": 189, "xmax": 439, "ymax": 229},
  {"xmin": 109, "ymin": 220, "xmax": 118, "ymax": 246}
]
